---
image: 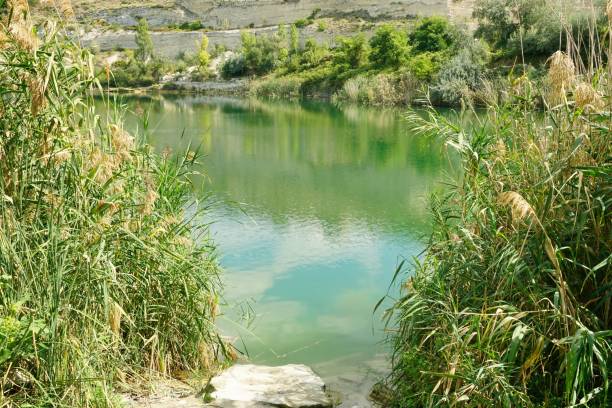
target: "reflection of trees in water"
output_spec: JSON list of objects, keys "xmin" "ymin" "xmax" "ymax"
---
[{"xmin": 113, "ymin": 95, "xmax": 454, "ymax": 232}]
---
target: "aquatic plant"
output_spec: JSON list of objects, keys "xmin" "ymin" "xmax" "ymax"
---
[
  {"xmin": 382, "ymin": 5, "xmax": 611, "ymax": 406},
  {"xmin": 0, "ymin": 1, "xmax": 225, "ymax": 406}
]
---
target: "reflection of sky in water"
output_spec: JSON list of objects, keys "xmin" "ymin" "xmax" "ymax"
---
[
  {"xmin": 212, "ymin": 208, "xmax": 421, "ymax": 377},
  {"xmin": 110, "ymin": 96, "xmax": 454, "ymax": 396}
]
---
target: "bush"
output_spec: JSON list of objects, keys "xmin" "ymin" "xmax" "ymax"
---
[
  {"xmin": 294, "ymin": 18, "xmax": 311, "ymax": 28},
  {"xmin": 251, "ymin": 75, "xmax": 304, "ymax": 99},
  {"xmin": 369, "ymin": 24, "xmax": 410, "ymax": 68},
  {"xmin": 178, "ymin": 20, "xmax": 204, "ymax": 30},
  {"xmin": 135, "ymin": 18, "xmax": 153, "ymax": 64},
  {"xmin": 239, "ymin": 31, "xmax": 284, "ymax": 76},
  {"xmin": 473, "ymin": 0, "xmax": 564, "ymax": 57},
  {"xmin": 432, "ymin": 39, "xmax": 490, "ymax": 104},
  {"xmin": 334, "ymin": 72, "xmax": 417, "ymax": 106},
  {"xmin": 199, "ymin": 34, "xmax": 210, "ymax": 69},
  {"xmin": 221, "ymin": 54, "xmax": 247, "ymax": 79},
  {"xmin": 334, "ymin": 34, "xmax": 370, "ymax": 69},
  {"xmin": 111, "ymin": 53, "xmax": 173, "ymax": 87},
  {"xmin": 0, "ymin": 11, "xmax": 226, "ymax": 407},
  {"xmin": 409, "ymin": 51, "xmax": 443, "ymax": 81},
  {"xmin": 300, "ymin": 38, "xmax": 331, "ymax": 69},
  {"xmin": 409, "ymin": 16, "xmax": 456, "ymax": 54}
]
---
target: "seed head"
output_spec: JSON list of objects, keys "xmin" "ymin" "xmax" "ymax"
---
[
  {"xmin": 198, "ymin": 341, "xmax": 212, "ymax": 370},
  {"xmin": 109, "ymin": 302, "xmax": 123, "ymax": 336},
  {"xmin": 574, "ymin": 82, "xmax": 603, "ymax": 111},
  {"xmin": 498, "ymin": 191, "xmax": 537, "ymax": 224},
  {"xmin": 110, "ymin": 124, "xmax": 134, "ymax": 162},
  {"xmin": 10, "ymin": 24, "xmax": 38, "ymax": 53},
  {"xmin": 142, "ymin": 187, "xmax": 158, "ymax": 215},
  {"xmin": 89, "ymin": 148, "xmax": 118, "ymax": 184},
  {"xmin": 548, "ymin": 51, "xmax": 575, "ymax": 87},
  {"xmin": 28, "ymin": 76, "xmax": 47, "ymax": 115},
  {"xmin": 7, "ymin": 0, "xmax": 38, "ymax": 53}
]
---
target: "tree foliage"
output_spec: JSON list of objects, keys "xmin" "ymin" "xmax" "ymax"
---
[
  {"xmin": 409, "ymin": 16, "xmax": 456, "ymax": 54},
  {"xmin": 198, "ymin": 34, "xmax": 210, "ymax": 69},
  {"xmin": 334, "ymin": 34, "xmax": 370, "ymax": 69},
  {"xmin": 135, "ymin": 18, "xmax": 154, "ymax": 64},
  {"xmin": 369, "ymin": 24, "xmax": 410, "ymax": 68}
]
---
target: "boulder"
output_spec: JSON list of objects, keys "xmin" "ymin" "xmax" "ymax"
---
[{"xmin": 207, "ymin": 364, "xmax": 333, "ymax": 408}]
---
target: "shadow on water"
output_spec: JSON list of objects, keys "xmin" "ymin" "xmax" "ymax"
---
[{"xmin": 106, "ymin": 95, "xmax": 456, "ymax": 402}]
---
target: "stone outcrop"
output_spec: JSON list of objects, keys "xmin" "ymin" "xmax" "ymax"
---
[
  {"xmin": 45, "ymin": 1, "xmax": 476, "ymax": 59},
  {"xmin": 70, "ymin": 0, "xmax": 460, "ymax": 30},
  {"xmin": 207, "ymin": 364, "xmax": 333, "ymax": 408},
  {"xmin": 122, "ymin": 364, "xmax": 333, "ymax": 408}
]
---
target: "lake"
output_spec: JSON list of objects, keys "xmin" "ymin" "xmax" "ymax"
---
[{"xmin": 115, "ymin": 96, "xmax": 452, "ymax": 404}]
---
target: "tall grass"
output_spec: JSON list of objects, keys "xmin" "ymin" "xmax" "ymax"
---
[
  {"xmin": 0, "ymin": 2, "xmax": 225, "ymax": 406},
  {"xmin": 383, "ymin": 2, "xmax": 611, "ymax": 407}
]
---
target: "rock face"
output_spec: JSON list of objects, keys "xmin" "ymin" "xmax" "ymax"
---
[
  {"xmin": 207, "ymin": 364, "xmax": 333, "ymax": 408},
  {"xmin": 66, "ymin": 0, "xmax": 457, "ymax": 30},
  {"xmin": 81, "ymin": 25, "xmax": 349, "ymax": 59}
]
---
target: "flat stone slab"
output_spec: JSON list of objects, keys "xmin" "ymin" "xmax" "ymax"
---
[{"xmin": 207, "ymin": 364, "xmax": 333, "ymax": 408}]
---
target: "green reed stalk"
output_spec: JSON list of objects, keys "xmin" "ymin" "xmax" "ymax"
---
[
  {"xmin": 0, "ymin": 2, "xmax": 226, "ymax": 406},
  {"xmin": 382, "ymin": 3, "xmax": 611, "ymax": 407}
]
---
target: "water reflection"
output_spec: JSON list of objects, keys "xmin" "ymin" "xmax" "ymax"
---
[{"xmin": 115, "ymin": 96, "xmax": 452, "ymax": 398}]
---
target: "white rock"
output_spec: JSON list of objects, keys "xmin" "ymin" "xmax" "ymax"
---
[{"xmin": 208, "ymin": 364, "xmax": 332, "ymax": 408}]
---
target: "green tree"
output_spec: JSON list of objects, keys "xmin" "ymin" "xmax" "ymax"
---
[
  {"xmin": 135, "ymin": 18, "xmax": 154, "ymax": 64},
  {"xmin": 473, "ymin": 0, "xmax": 568, "ymax": 57},
  {"xmin": 369, "ymin": 24, "xmax": 410, "ymax": 68},
  {"xmin": 240, "ymin": 31, "xmax": 282, "ymax": 75},
  {"xmin": 300, "ymin": 38, "xmax": 330, "ymax": 67},
  {"xmin": 409, "ymin": 16, "xmax": 455, "ymax": 54},
  {"xmin": 289, "ymin": 24, "xmax": 299, "ymax": 54},
  {"xmin": 334, "ymin": 34, "xmax": 370, "ymax": 69},
  {"xmin": 198, "ymin": 34, "xmax": 210, "ymax": 69}
]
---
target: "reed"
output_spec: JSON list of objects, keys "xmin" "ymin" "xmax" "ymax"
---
[
  {"xmin": 382, "ymin": 2, "xmax": 611, "ymax": 406},
  {"xmin": 0, "ymin": 2, "xmax": 225, "ymax": 406}
]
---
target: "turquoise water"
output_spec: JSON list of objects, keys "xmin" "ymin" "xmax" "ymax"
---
[{"xmin": 117, "ymin": 96, "xmax": 452, "ymax": 397}]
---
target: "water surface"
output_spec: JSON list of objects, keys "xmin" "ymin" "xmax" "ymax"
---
[{"xmin": 117, "ymin": 96, "xmax": 452, "ymax": 402}]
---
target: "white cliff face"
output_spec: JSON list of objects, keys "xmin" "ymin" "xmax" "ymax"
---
[
  {"xmin": 46, "ymin": 1, "xmax": 477, "ymax": 59},
  {"xmin": 71, "ymin": 0, "xmax": 459, "ymax": 30}
]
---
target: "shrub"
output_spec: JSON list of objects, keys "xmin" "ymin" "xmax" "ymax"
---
[
  {"xmin": 221, "ymin": 54, "xmax": 247, "ymax": 78},
  {"xmin": 369, "ymin": 24, "xmax": 410, "ymax": 68},
  {"xmin": 334, "ymin": 34, "xmax": 370, "ymax": 69},
  {"xmin": 473, "ymin": 0, "xmax": 564, "ymax": 56},
  {"xmin": 300, "ymin": 38, "xmax": 331, "ymax": 68},
  {"xmin": 135, "ymin": 18, "xmax": 153, "ymax": 64},
  {"xmin": 432, "ymin": 39, "xmax": 490, "ymax": 104},
  {"xmin": 409, "ymin": 16, "xmax": 456, "ymax": 54},
  {"xmin": 409, "ymin": 51, "xmax": 443, "ymax": 81},
  {"xmin": 335, "ymin": 72, "xmax": 417, "ymax": 106},
  {"xmin": 199, "ymin": 34, "xmax": 210, "ymax": 69},
  {"xmin": 251, "ymin": 75, "xmax": 304, "ymax": 99},
  {"xmin": 294, "ymin": 18, "xmax": 311, "ymax": 28},
  {"xmin": 289, "ymin": 24, "xmax": 299, "ymax": 55},
  {"xmin": 178, "ymin": 20, "xmax": 204, "ymax": 31},
  {"xmin": 239, "ymin": 31, "xmax": 284, "ymax": 76},
  {"xmin": 111, "ymin": 53, "xmax": 173, "ymax": 87}
]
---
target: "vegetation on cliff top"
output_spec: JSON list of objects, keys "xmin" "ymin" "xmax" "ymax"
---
[{"xmin": 0, "ymin": 1, "xmax": 227, "ymax": 406}]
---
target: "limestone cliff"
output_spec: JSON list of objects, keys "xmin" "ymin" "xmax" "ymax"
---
[{"xmin": 40, "ymin": 0, "xmax": 474, "ymax": 30}]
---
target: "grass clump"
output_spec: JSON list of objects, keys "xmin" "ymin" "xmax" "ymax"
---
[
  {"xmin": 0, "ymin": 1, "xmax": 226, "ymax": 406},
  {"xmin": 381, "ymin": 10, "xmax": 612, "ymax": 407}
]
